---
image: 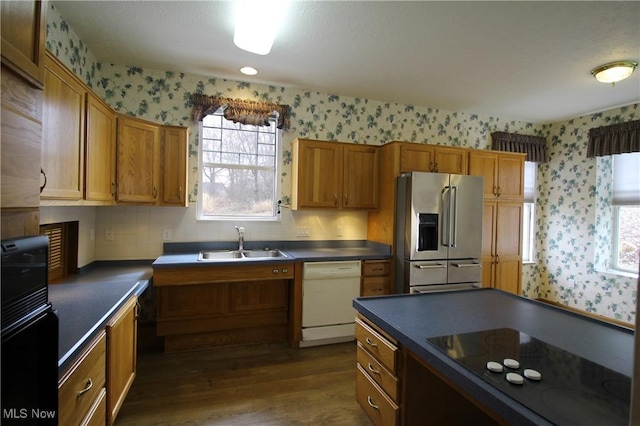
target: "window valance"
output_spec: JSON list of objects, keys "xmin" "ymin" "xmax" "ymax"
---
[
  {"xmin": 490, "ymin": 132, "xmax": 548, "ymax": 163},
  {"xmin": 586, "ymin": 119, "xmax": 640, "ymax": 158},
  {"xmin": 190, "ymin": 94, "xmax": 291, "ymax": 130}
]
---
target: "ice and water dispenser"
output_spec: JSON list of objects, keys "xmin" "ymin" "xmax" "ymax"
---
[{"xmin": 417, "ymin": 213, "xmax": 438, "ymax": 251}]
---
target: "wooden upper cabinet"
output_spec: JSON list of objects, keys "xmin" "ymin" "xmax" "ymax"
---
[
  {"xmin": 469, "ymin": 150, "xmax": 525, "ymax": 200},
  {"xmin": 1, "ymin": 0, "xmax": 47, "ymax": 88},
  {"xmin": 116, "ymin": 116, "xmax": 160, "ymax": 204},
  {"xmin": 291, "ymin": 139, "xmax": 342, "ymax": 209},
  {"xmin": 399, "ymin": 143, "xmax": 467, "ymax": 174},
  {"xmin": 343, "ymin": 144, "xmax": 378, "ymax": 209},
  {"xmin": 291, "ymin": 139, "xmax": 378, "ymax": 210},
  {"xmin": 41, "ymin": 52, "xmax": 85, "ymax": 200},
  {"xmin": 85, "ymin": 92, "xmax": 116, "ymax": 201},
  {"xmin": 161, "ymin": 126, "xmax": 189, "ymax": 207}
]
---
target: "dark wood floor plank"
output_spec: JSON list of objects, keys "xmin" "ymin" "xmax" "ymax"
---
[{"xmin": 115, "ymin": 341, "xmax": 372, "ymax": 425}]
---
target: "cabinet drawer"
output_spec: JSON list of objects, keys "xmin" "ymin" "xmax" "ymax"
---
[
  {"xmin": 80, "ymin": 388, "xmax": 106, "ymax": 426},
  {"xmin": 361, "ymin": 276, "xmax": 389, "ymax": 296},
  {"xmin": 356, "ymin": 363, "xmax": 399, "ymax": 426},
  {"xmin": 355, "ymin": 317, "xmax": 398, "ymax": 372},
  {"xmin": 357, "ymin": 342, "xmax": 399, "ymax": 401},
  {"xmin": 59, "ymin": 332, "xmax": 106, "ymax": 426},
  {"xmin": 362, "ymin": 261, "xmax": 390, "ymax": 277}
]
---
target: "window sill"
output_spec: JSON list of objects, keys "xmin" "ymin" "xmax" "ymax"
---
[{"xmin": 595, "ymin": 267, "xmax": 638, "ymax": 280}]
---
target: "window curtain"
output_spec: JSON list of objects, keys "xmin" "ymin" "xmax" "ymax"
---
[
  {"xmin": 190, "ymin": 94, "xmax": 291, "ymax": 130},
  {"xmin": 490, "ymin": 132, "xmax": 548, "ymax": 163},
  {"xmin": 586, "ymin": 119, "xmax": 640, "ymax": 158}
]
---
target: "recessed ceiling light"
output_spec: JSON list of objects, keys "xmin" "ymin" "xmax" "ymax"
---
[{"xmin": 240, "ymin": 66, "xmax": 258, "ymax": 76}]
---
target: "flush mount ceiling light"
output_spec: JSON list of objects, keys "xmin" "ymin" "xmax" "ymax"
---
[
  {"xmin": 591, "ymin": 61, "xmax": 638, "ymax": 85},
  {"xmin": 240, "ymin": 66, "xmax": 258, "ymax": 76},
  {"xmin": 233, "ymin": 0, "xmax": 288, "ymax": 55}
]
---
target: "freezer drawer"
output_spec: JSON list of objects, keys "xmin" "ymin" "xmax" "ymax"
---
[
  {"xmin": 447, "ymin": 260, "xmax": 482, "ymax": 284},
  {"xmin": 406, "ymin": 261, "xmax": 447, "ymax": 286}
]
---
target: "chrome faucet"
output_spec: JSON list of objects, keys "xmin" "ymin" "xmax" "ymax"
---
[{"xmin": 234, "ymin": 226, "xmax": 245, "ymax": 251}]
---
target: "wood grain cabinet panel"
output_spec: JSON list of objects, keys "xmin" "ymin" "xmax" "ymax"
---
[
  {"xmin": 106, "ymin": 297, "xmax": 138, "ymax": 425},
  {"xmin": 291, "ymin": 138, "xmax": 378, "ymax": 210},
  {"xmin": 1, "ymin": 0, "xmax": 47, "ymax": 88},
  {"xmin": 41, "ymin": 52, "xmax": 85, "ymax": 200},
  {"xmin": 85, "ymin": 92, "xmax": 116, "ymax": 201},
  {"xmin": 469, "ymin": 150, "xmax": 524, "ymax": 200},
  {"xmin": 399, "ymin": 144, "xmax": 468, "ymax": 174},
  {"xmin": 58, "ymin": 332, "xmax": 106, "ymax": 426},
  {"xmin": 116, "ymin": 116, "xmax": 160, "ymax": 203},
  {"xmin": 161, "ymin": 125, "xmax": 189, "ymax": 206}
]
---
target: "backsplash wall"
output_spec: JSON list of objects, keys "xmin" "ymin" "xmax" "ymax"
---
[{"xmin": 45, "ymin": 4, "xmax": 636, "ymax": 323}]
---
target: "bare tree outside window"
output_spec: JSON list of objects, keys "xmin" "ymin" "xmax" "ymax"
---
[{"xmin": 198, "ymin": 111, "xmax": 280, "ymax": 220}]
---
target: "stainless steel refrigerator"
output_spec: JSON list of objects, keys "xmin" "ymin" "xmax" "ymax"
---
[{"xmin": 395, "ymin": 172, "xmax": 483, "ymax": 293}]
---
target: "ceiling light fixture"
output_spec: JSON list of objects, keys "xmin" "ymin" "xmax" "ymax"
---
[
  {"xmin": 591, "ymin": 61, "xmax": 638, "ymax": 85},
  {"xmin": 233, "ymin": 0, "xmax": 288, "ymax": 55},
  {"xmin": 240, "ymin": 66, "xmax": 258, "ymax": 76}
]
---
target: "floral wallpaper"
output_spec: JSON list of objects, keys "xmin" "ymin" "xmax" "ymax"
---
[{"xmin": 46, "ymin": 4, "xmax": 636, "ymax": 323}]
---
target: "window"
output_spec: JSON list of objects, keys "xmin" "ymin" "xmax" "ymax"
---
[
  {"xmin": 611, "ymin": 153, "xmax": 640, "ymax": 274},
  {"xmin": 197, "ymin": 110, "xmax": 281, "ymax": 220},
  {"xmin": 522, "ymin": 161, "xmax": 536, "ymax": 263}
]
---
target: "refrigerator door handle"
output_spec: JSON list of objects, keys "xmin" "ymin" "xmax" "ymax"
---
[
  {"xmin": 442, "ymin": 186, "xmax": 451, "ymax": 247},
  {"xmin": 450, "ymin": 262, "xmax": 481, "ymax": 268},
  {"xmin": 451, "ymin": 185, "xmax": 458, "ymax": 247}
]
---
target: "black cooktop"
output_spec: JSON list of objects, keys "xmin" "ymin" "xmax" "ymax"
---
[{"xmin": 427, "ymin": 328, "xmax": 631, "ymax": 426}]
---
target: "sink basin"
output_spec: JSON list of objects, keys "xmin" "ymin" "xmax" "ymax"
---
[{"xmin": 197, "ymin": 249, "xmax": 287, "ymax": 261}]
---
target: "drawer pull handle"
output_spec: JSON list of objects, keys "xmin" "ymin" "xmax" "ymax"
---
[
  {"xmin": 367, "ymin": 363, "xmax": 380, "ymax": 375},
  {"xmin": 365, "ymin": 337, "xmax": 378, "ymax": 347},
  {"xmin": 367, "ymin": 396, "xmax": 379, "ymax": 410},
  {"xmin": 77, "ymin": 378, "xmax": 93, "ymax": 397}
]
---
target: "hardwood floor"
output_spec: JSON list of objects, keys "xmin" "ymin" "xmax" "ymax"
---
[{"xmin": 115, "ymin": 340, "xmax": 372, "ymax": 425}]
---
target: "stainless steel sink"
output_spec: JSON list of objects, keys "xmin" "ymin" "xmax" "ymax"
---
[{"xmin": 197, "ymin": 249, "xmax": 287, "ymax": 261}]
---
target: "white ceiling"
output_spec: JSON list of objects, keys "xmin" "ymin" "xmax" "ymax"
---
[{"xmin": 53, "ymin": 0, "xmax": 640, "ymax": 124}]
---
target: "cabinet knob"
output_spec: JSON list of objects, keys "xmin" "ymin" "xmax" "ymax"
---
[
  {"xmin": 365, "ymin": 337, "xmax": 378, "ymax": 347},
  {"xmin": 40, "ymin": 168, "xmax": 47, "ymax": 193},
  {"xmin": 153, "ymin": 186, "xmax": 158, "ymax": 198},
  {"xmin": 367, "ymin": 396, "xmax": 380, "ymax": 410},
  {"xmin": 272, "ymin": 269, "xmax": 279, "ymax": 274},
  {"xmin": 334, "ymin": 193, "xmax": 338, "ymax": 205},
  {"xmin": 344, "ymin": 194, "xmax": 349, "ymax": 205},
  {"xmin": 282, "ymin": 268, "xmax": 288, "ymax": 273}
]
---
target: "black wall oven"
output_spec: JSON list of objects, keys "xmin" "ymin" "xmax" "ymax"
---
[{"xmin": 1, "ymin": 236, "xmax": 58, "ymax": 425}]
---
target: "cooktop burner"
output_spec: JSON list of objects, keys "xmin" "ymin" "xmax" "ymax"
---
[{"xmin": 427, "ymin": 328, "xmax": 630, "ymax": 426}]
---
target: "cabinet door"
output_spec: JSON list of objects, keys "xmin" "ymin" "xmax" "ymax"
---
[
  {"xmin": 85, "ymin": 92, "xmax": 116, "ymax": 201},
  {"xmin": 495, "ymin": 202, "xmax": 523, "ymax": 295},
  {"xmin": 292, "ymin": 139, "xmax": 341, "ymax": 208},
  {"xmin": 41, "ymin": 53, "xmax": 85, "ymax": 200},
  {"xmin": 497, "ymin": 153, "xmax": 525, "ymax": 200},
  {"xmin": 116, "ymin": 116, "xmax": 160, "ymax": 203},
  {"xmin": 468, "ymin": 151, "xmax": 498, "ymax": 199},
  {"xmin": 434, "ymin": 146, "xmax": 468, "ymax": 174},
  {"xmin": 480, "ymin": 201, "xmax": 497, "ymax": 288},
  {"xmin": 161, "ymin": 126, "xmax": 188, "ymax": 207},
  {"xmin": 106, "ymin": 297, "xmax": 138, "ymax": 426},
  {"xmin": 343, "ymin": 144, "xmax": 378, "ymax": 209},
  {"xmin": 399, "ymin": 144, "xmax": 434, "ymax": 173},
  {"xmin": 1, "ymin": 0, "xmax": 47, "ymax": 88}
]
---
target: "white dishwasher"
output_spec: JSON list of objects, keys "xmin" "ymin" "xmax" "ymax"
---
[{"xmin": 301, "ymin": 260, "xmax": 362, "ymax": 347}]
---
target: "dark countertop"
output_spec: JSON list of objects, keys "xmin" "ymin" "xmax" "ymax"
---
[
  {"xmin": 49, "ymin": 261, "xmax": 152, "ymax": 377},
  {"xmin": 153, "ymin": 240, "xmax": 392, "ymax": 268},
  {"xmin": 353, "ymin": 288, "xmax": 634, "ymax": 426}
]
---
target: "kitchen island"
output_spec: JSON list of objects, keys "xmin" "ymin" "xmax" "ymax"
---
[{"xmin": 353, "ymin": 288, "xmax": 633, "ymax": 426}]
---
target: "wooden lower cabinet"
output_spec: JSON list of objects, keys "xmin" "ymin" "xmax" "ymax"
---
[
  {"xmin": 106, "ymin": 296, "xmax": 138, "ymax": 425},
  {"xmin": 59, "ymin": 332, "xmax": 106, "ymax": 426},
  {"xmin": 361, "ymin": 259, "xmax": 391, "ymax": 296},
  {"xmin": 355, "ymin": 316, "xmax": 400, "ymax": 426},
  {"xmin": 154, "ymin": 264, "xmax": 294, "ymax": 352}
]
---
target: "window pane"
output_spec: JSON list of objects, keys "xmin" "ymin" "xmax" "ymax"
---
[
  {"xmin": 201, "ymin": 167, "xmax": 275, "ymax": 216},
  {"xmin": 615, "ymin": 206, "xmax": 640, "ymax": 272},
  {"xmin": 522, "ymin": 202, "xmax": 535, "ymax": 263}
]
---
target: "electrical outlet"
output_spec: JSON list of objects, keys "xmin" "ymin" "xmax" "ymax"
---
[
  {"xmin": 336, "ymin": 225, "xmax": 344, "ymax": 237},
  {"xmin": 105, "ymin": 229, "xmax": 114, "ymax": 241},
  {"xmin": 296, "ymin": 227, "xmax": 310, "ymax": 237},
  {"xmin": 163, "ymin": 229, "xmax": 172, "ymax": 241}
]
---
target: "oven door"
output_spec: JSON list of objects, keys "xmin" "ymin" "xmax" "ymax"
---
[{"xmin": 1, "ymin": 304, "xmax": 59, "ymax": 424}]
